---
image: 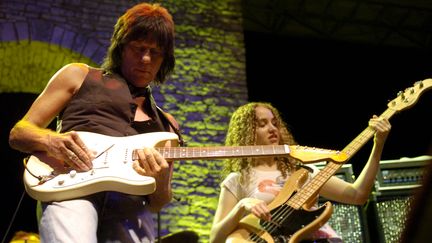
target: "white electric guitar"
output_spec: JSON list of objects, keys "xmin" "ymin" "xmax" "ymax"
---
[{"xmin": 23, "ymin": 131, "xmax": 348, "ymax": 202}]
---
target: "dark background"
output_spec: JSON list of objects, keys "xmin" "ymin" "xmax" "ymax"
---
[
  {"xmin": 1, "ymin": 93, "xmax": 39, "ymax": 242},
  {"xmin": 245, "ymin": 31, "xmax": 432, "ymax": 175},
  {"xmin": 244, "ymin": 32, "xmax": 432, "ymax": 242}
]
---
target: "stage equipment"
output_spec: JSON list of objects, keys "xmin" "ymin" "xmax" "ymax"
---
[
  {"xmin": 370, "ymin": 155, "xmax": 431, "ymax": 243},
  {"xmin": 315, "ymin": 162, "xmax": 370, "ymax": 243}
]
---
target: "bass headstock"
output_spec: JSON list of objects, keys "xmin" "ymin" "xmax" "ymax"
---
[{"xmin": 388, "ymin": 79, "xmax": 432, "ymax": 112}]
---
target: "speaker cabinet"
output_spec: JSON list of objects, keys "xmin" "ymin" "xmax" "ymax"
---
[
  {"xmin": 315, "ymin": 163, "xmax": 370, "ymax": 243},
  {"xmin": 368, "ymin": 155, "xmax": 431, "ymax": 243},
  {"xmin": 326, "ymin": 202, "xmax": 369, "ymax": 242},
  {"xmin": 369, "ymin": 194, "xmax": 413, "ymax": 243}
]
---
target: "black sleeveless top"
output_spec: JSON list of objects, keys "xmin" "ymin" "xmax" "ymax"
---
[{"xmin": 59, "ymin": 67, "xmax": 171, "ymax": 136}]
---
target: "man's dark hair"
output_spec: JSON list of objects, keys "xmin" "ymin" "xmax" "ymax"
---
[{"xmin": 101, "ymin": 3, "xmax": 175, "ymax": 84}]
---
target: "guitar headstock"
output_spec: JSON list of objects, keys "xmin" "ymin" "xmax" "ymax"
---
[
  {"xmin": 289, "ymin": 145, "xmax": 349, "ymax": 163},
  {"xmin": 388, "ymin": 79, "xmax": 432, "ymax": 112}
]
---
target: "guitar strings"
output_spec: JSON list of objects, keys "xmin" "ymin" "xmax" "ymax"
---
[
  {"xmin": 246, "ymin": 203, "xmax": 297, "ymax": 242},
  {"xmin": 250, "ymin": 157, "xmax": 349, "ymax": 240},
  {"xmin": 246, "ymin": 169, "xmax": 320, "ymax": 241}
]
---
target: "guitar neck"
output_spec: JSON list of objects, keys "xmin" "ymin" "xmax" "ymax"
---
[
  {"xmin": 132, "ymin": 145, "xmax": 347, "ymax": 163},
  {"xmin": 155, "ymin": 145, "xmax": 290, "ymax": 160},
  {"xmin": 288, "ymin": 107, "xmax": 398, "ymax": 209},
  {"xmin": 342, "ymin": 108, "xmax": 397, "ymax": 159}
]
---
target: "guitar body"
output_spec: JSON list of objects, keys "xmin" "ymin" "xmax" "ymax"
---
[
  {"xmin": 24, "ymin": 131, "xmax": 179, "ymax": 202},
  {"xmin": 227, "ymin": 169, "xmax": 333, "ymax": 243},
  {"xmin": 227, "ymin": 204, "xmax": 332, "ymax": 243}
]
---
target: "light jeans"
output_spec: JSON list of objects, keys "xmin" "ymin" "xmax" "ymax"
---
[{"xmin": 38, "ymin": 192, "xmax": 155, "ymax": 243}]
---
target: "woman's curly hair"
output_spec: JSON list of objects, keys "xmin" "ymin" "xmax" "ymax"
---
[{"xmin": 222, "ymin": 102, "xmax": 300, "ymax": 184}]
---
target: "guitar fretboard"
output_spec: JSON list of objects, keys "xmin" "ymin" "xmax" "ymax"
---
[
  {"xmin": 287, "ymin": 108, "xmax": 397, "ymax": 209},
  {"xmin": 134, "ymin": 145, "xmax": 291, "ymax": 160}
]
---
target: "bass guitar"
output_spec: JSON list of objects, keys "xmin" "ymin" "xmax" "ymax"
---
[
  {"xmin": 226, "ymin": 79, "xmax": 432, "ymax": 243},
  {"xmin": 24, "ymin": 131, "xmax": 347, "ymax": 202}
]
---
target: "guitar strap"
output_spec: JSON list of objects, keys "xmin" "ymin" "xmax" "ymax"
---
[
  {"xmin": 138, "ymin": 85, "xmax": 187, "ymax": 147},
  {"xmin": 155, "ymin": 105, "xmax": 187, "ymax": 147}
]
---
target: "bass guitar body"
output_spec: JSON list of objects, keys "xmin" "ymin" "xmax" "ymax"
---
[{"xmin": 227, "ymin": 169, "xmax": 333, "ymax": 243}]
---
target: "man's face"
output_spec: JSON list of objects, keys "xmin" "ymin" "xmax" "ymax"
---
[{"xmin": 121, "ymin": 39, "xmax": 164, "ymax": 87}]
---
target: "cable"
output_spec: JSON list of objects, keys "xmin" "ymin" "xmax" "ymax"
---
[{"xmin": 1, "ymin": 190, "xmax": 26, "ymax": 243}]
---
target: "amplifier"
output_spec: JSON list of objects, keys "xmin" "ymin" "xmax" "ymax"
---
[
  {"xmin": 370, "ymin": 155, "xmax": 432, "ymax": 243},
  {"xmin": 375, "ymin": 155, "xmax": 431, "ymax": 195},
  {"xmin": 315, "ymin": 162, "xmax": 369, "ymax": 243}
]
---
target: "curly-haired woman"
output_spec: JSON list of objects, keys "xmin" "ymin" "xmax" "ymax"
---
[{"xmin": 210, "ymin": 102, "xmax": 391, "ymax": 243}]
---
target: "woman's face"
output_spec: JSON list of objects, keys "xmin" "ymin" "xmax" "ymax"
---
[{"xmin": 254, "ymin": 106, "xmax": 280, "ymax": 145}]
